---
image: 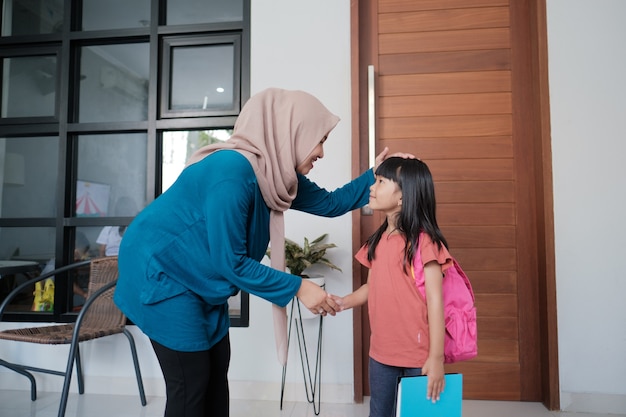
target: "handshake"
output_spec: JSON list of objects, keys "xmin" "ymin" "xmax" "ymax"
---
[{"xmin": 296, "ymin": 278, "xmax": 366, "ymax": 317}]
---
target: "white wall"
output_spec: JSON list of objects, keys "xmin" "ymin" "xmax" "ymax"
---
[
  {"xmin": 2, "ymin": 1, "xmax": 626, "ymax": 414},
  {"xmin": 229, "ymin": 0, "xmax": 355, "ymax": 402},
  {"xmin": 547, "ymin": 0, "xmax": 626, "ymax": 413}
]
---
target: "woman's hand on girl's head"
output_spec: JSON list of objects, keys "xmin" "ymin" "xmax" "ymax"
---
[
  {"xmin": 374, "ymin": 147, "xmax": 390, "ymax": 171},
  {"xmin": 373, "ymin": 147, "xmax": 418, "ymax": 171}
]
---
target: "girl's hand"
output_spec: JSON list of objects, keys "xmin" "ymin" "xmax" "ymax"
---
[
  {"xmin": 328, "ymin": 294, "xmax": 348, "ymax": 312},
  {"xmin": 328, "ymin": 282, "xmax": 369, "ymax": 313},
  {"xmin": 421, "ymin": 356, "xmax": 445, "ymax": 403}
]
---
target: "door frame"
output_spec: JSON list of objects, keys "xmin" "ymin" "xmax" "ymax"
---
[{"xmin": 349, "ymin": 0, "xmax": 559, "ymax": 409}]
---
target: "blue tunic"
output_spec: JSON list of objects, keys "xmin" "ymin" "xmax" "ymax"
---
[{"xmin": 114, "ymin": 150, "xmax": 374, "ymax": 351}]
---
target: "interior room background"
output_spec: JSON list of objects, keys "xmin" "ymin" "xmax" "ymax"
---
[{"xmin": 0, "ymin": 0, "xmax": 624, "ymax": 414}]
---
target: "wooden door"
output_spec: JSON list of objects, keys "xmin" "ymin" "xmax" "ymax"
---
[{"xmin": 350, "ymin": 0, "xmax": 559, "ymax": 408}]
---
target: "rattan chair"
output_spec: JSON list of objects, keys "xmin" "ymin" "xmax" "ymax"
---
[{"xmin": 0, "ymin": 256, "xmax": 146, "ymax": 417}]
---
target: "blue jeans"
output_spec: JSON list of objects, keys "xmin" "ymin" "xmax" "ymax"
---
[{"xmin": 369, "ymin": 357, "xmax": 422, "ymax": 417}]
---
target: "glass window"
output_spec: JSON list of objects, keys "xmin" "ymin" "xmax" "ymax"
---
[
  {"xmin": 66, "ymin": 227, "xmax": 98, "ymax": 311},
  {"xmin": 0, "ymin": 226, "xmax": 54, "ymax": 313},
  {"xmin": 76, "ymin": 134, "xmax": 147, "ymax": 217},
  {"xmin": 0, "ymin": 0, "xmax": 249, "ymax": 325},
  {"xmin": 1, "ymin": 137, "xmax": 59, "ymax": 218},
  {"xmin": 171, "ymin": 45, "xmax": 234, "ymax": 111},
  {"xmin": 162, "ymin": 35, "xmax": 240, "ymax": 117},
  {"xmin": 162, "ymin": 129, "xmax": 231, "ymax": 192},
  {"xmin": 1, "ymin": 0, "xmax": 64, "ymax": 36},
  {"xmin": 1, "ymin": 55, "xmax": 57, "ymax": 118},
  {"xmin": 0, "ymin": 227, "xmax": 55, "ymax": 265},
  {"xmin": 81, "ymin": 0, "xmax": 150, "ymax": 31},
  {"xmin": 166, "ymin": 0, "xmax": 243, "ymax": 25},
  {"xmin": 0, "ymin": 228, "xmax": 94, "ymax": 314},
  {"xmin": 92, "ymin": 223, "xmax": 127, "ymax": 258},
  {"xmin": 78, "ymin": 43, "xmax": 149, "ymax": 123}
]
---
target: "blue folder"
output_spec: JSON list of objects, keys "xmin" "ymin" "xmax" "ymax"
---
[{"xmin": 396, "ymin": 373, "xmax": 463, "ymax": 417}]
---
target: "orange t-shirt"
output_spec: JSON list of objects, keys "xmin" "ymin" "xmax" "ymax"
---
[{"xmin": 355, "ymin": 232, "xmax": 451, "ymax": 367}]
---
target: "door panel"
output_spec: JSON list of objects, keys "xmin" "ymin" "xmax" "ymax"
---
[
  {"xmin": 379, "ymin": 71, "xmax": 511, "ymax": 95},
  {"xmin": 351, "ymin": 0, "xmax": 558, "ymax": 406},
  {"xmin": 380, "ymin": 50, "xmax": 512, "ymax": 74},
  {"xmin": 380, "ymin": 92, "xmax": 512, "ymax": 117}
]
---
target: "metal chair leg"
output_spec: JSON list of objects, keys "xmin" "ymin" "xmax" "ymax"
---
[
  {"xmin": 123, "ymin": 328, "xmax": 147, "ymax": 406},
  {"xmin": 0, "ymin": 359, "xmax": 37, "ymax": 401},
  {"xmin": 58, "ymin": 333, "xmax": 80, "ymax": 417},
  {"xmin": 75, "ymin": 345, "xmax": 84, "ymax": 394}
]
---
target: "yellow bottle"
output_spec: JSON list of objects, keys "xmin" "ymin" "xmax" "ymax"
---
[{"xmin": 32, "ymin": 278, "xmax": 55, "ymax": 312}]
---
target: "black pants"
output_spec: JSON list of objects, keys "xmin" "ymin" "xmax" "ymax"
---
[{"xmin": 151, "ymin": 334, "xmax": 231, "ymax": 417}]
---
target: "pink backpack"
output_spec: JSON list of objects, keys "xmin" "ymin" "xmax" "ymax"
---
[{"xmin": 412, "ymin": 240, "xmax": 478, "ymax": 364}]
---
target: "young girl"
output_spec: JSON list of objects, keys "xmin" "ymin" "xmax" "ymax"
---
[{"xmin": 333, "ymin": 157, "xmax": 452, "ymax": 417}]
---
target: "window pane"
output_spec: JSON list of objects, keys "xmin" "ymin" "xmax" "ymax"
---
[
  {"xmin": 78, "ymin": 44, "xmax": 149, "ymax": 123},
  {"xmin": 1, "ymin": 0, "xmax": 64, "ymax": 36},
  {"xmin": 1, "ymin": 55, "xmax": 56, "ymax": 118},
  {"xmin": 67, "ymin": 227, "xmax": 99, "ymax": 311},
  {"xmin": 0, "ymin": 226, "xmax": 53, "ymax": 313},
  {"xmin": 0, "ymin": 227, "xmax": 54, "ymax": 264},
  {"xmin": 93, "ymin": 223, "xmax": 128, "ymax": 257},
  {"xmin": 1, "ymin": 137, "xmax": 59, "ymax": 218},
  {"xmin": 27, "ymin": 228, "xmax": 95, "ymax": 313},
  {"xmin": 166, "ymin": 0, "xmax": 243, "ymax": 25},
  {"xmin": 170, "ymin": 44, "xmax": 234, "ymax": 111},
  {"xmin": 162, "ymin": 129, "xmax": 231, "ymax": 192},
  {"xmin": 81, "ymin": 0, "xmax": 150, "ymax": 31},
  {"xmin": 76, "ymin": 134, "xmax": 147, "ymax": 217}
]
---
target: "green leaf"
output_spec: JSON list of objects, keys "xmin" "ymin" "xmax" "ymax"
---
[{"xmin": 265, "ymin": 233, "xmax": 342, "ymax": 277}]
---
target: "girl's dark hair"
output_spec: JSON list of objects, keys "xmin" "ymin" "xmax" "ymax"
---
[{"xmin": 366, "ymin": 157, "xmax": 448, "ymax": 271}]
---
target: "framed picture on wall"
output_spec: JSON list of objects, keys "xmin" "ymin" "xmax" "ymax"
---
[{"xmin": 76, "ymin": 180, "xmax": 111, "ymax": 217}]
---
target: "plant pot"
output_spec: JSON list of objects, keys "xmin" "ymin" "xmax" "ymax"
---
[{"xmin": 293, "ymin": 276, "xmax": 325, "ymax": 320}]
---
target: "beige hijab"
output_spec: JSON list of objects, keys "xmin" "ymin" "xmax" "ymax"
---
[{"xmin": 186, "ymin": 88, "xmax": 340, "ymax": 365}]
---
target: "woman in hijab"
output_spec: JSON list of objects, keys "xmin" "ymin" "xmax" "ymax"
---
[{"xmin": 114, "ymin": 88, "xmax": 395, "ymax": 417}]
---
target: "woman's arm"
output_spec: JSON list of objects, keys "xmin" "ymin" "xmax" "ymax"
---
[
  {"xmin": 291, "ymin": 169, "xmax": 374, "ymax": 216},
  {"xmin": 422, "ymin": 260, "xmax": 446, "ymax": 402},
  {"xmin": 291, "ymin": 147, "xmax": 416, "ymax": 216}
]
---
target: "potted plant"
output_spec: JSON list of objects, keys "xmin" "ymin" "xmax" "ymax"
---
[{"xmin": 266, "ymin": 233, "xmax": 342, "ymax": 278}]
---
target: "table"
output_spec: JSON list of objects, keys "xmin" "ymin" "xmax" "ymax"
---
[
  {"xmin": 0, "ymin": 260, "xmax": 39, "ymax": 277},
  {"xmin": 0, "ymin": 260, "xmax": 40, "ymax": 312}
]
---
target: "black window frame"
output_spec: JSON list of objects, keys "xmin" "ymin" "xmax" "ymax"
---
[
  {"xmin": 0, "ymin": 45, "xmax": 62, "ymax": 124},
  {"xmin": 161, "ymin": 33, "xmax": 241, "ymax": 119},
  {"xmin": 0, "ymin": 0, "xmax": 250, "ymax": 327}
]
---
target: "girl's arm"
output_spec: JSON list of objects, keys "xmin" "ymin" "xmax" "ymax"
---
[
  {"xmin": 329, "ymin": 270, "xmax": 370, "ymax": 311},
  {"xmin": 422, "ymin": 260, "xmax": 446, "ymax": 402}
]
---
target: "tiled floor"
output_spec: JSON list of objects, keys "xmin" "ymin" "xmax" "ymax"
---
[{"xmin": 0, "ymin": 390, "xmax": 624, "ymax": 417}]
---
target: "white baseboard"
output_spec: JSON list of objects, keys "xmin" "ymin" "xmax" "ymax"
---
[
  {"xmin": 0, "ymin": 371, "xmax": 355, "ymax": 404},
  {"xmin": 0, "ymin": 372, "xmax": 166, "ymax": 398},
  {"xmin": 560, "ymin": 391, "xmax": 626, "ymax": 414},
  {"xmin": 229, "ymin": 380, "xmax": 354, "ymax": 403}
]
